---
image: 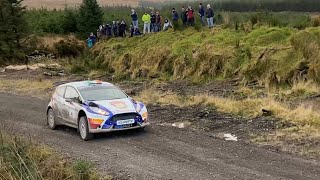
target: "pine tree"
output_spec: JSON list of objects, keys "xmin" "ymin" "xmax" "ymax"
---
[
  {"xmin": 78, "ymin": 0, "xmax": 103, "ymax": 37},
  {"xmin": 63, "ymin": 8, "xmax": 78, "ymax": 33},
  {"xmin": 0, "ymin": 0, "xmax": 28, "ymax": 61}
]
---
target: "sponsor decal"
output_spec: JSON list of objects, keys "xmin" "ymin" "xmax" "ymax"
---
[{"xmin": 110, "ymin": 101, "xmax": 127, "ymax": 109}]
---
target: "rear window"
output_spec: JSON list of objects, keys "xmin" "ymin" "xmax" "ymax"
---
[
  {"xmin": 55, "ymin": 86, "xmax": 66, "ymax": 97},
  {"xmin": 79, "ymin": 86, "xmax": 128, "ymax": 101}
]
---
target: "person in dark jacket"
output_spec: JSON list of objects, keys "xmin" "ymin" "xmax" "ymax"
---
[
  {"xmin": 150, "ymin": 11, "xmax": 156, "ymax": 32},
  {"xmin": 131, "ymin": 9, "xmax": 138, "ymax": 28},
  {"xmin": 155, "ymin": 11, "xmax": 162, "ymax": 32},
  {"xmin": 119, "ymin": 20, "xmax": 127, "ymax": 37},
  {"xmin": 172, "ymin": 8, "xmax": 179, "ymax": 30},
  {"xmin": 199, "ymin": 3, "xmax": 206, "ymax": 26},
  {"xmin": 181, "ymin": 7, "xmax": 187, "ymax": 25},
  {"xmin": 186, "ymin": 5, "xmax": 195, "ymax": 26},
  {"xmin": 106, "ymin": 24, "xmax": 112, "ymax": 38},
  {"xmin": 206, "ymin": 4, "xmax": 214, "ymax": 29}
]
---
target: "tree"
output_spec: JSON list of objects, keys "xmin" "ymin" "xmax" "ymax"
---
[
  {"xmin": 62, "ymin": 8, "xmax": 79, "ymax": 33},
  {"xmin": 0, "ymin": 0, "xmax": 28, "ymax": 62},
  {"xmin": 78, "ymin": 0, "xmax": 103, "ymax": 37}
]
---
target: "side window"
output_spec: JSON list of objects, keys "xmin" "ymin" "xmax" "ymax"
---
[
  {"xmin": 64, "ymin": 87, "xmax": 79, "ymax": 99},
  {"xmin": 56, "ymin": 86, "xmax": 66, "ymax": 97}
]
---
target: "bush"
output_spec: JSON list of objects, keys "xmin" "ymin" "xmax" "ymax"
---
[
  {"xmin": 312, "ymin": 16, "xmax": 320, "ymax": 27},
  {"xmin": 73, "ymin": 160, "xmax": 94, "ymax": 180},
  {"xmin": 54, "ymin": 38, "xmax": 86, "ymax": 58}
]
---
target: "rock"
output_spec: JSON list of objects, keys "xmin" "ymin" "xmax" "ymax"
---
[
  {"xmin": 223, "ymin": 134, "xmax": 238, "ymax": 141},
  {"xmin": 27, "ymin": 65, "xmax": 39, "ymax": 70},
  {"xmin": 43, "ymin": 72, "xmax": 52, "ymax": 76},
  {"xmin": 36, "ymin": 63, "xmax": 47, "ymax": 68},
  {"xmin": 58, "ymin": 73, "xmax": 66, "ymax": 76},
  {"xmin": 5, "ymin": 65, "xmax": 28, "ymax": 71},
  {"xmin": 47, "ymin": 63, "xmax": 62, "ymax": 70},
  {"xmin": 262, "ymin": 109, "xmax": 273, "ymax": 116}
]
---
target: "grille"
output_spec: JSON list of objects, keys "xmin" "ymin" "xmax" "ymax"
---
[{"xmin": 110, "ymin": 113, "xmax": 140, "ymax": 122}]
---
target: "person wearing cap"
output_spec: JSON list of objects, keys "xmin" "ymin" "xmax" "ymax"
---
[
  {"xmin": 131, "ymin": 9, "xmax": 138, "ymax": 28},
  {"xmin": 172, "ymin": 8, "xmax": 179, "ymax": 30},
  {"xmin": 206, "ymin": 4, "xmax": 214, "ymax": 29},
  {"xmin": 142, "ymin": 12, "xmax": 151, "ymax": 34}
]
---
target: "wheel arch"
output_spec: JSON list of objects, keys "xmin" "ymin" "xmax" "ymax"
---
[{"xmin": 78, "ymin": 110, "xmax": 87, "ymax": 125}]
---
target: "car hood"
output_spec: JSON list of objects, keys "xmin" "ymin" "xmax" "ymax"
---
[{"xmin": 92, "ymin": 98, "xmax": 137, "ymax": 114}]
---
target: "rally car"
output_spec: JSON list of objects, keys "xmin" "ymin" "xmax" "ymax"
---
[{"xmin": 46, "ymin": 80, "xmax": 149, "ymax": 140}]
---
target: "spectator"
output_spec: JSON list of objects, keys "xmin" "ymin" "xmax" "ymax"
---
[
  {"xmin": 119, "ymin": 20, "xmax": 127, "ymax": 37},
  {"xmin": 96, "ymin": 29, "xmax": 101, "ymax": 39},
  {"xmin": 87, "ymin": 38, "xmax": 93, "ymax": 48},
  {"xmin": 181, "ymin": 7, "xmax": 187, "ymax": 25},
  {"xmin": 87, "ymin": 32, "xmax": 96, "ymax": 48},
  {"xmin": 199, "ymin": 3, "xmax": 206, "ymax": 26},
  {"xmin": 131, "ymin": 9, "xmax": 138, "ymax": 28},
  {"xmin": 142, "ymin": 12, "xmax": 151, "ymax": 34},
  {"xmin": 155, "ymin": 11, "xmax": 162, "ymax": 32},
  {"xmin": 172, "ymin": 8, "xmax": 179, "ymax": 30},
  {"xmin": 186, "ymin": 5, "xmax": 195, "ymax": 26},
  {"xmin": 206, "ymin": 4, "xmax": 214, "ymax": 29},
  {"xmin": 112, "ymin": 21, "xmax": 118, "ymax": 37},
  {"xmin": 163, "ymin": 19, "xmax": 173, "ymax": 31},
  {"xmin": 130, "ymin": 24, "xmax": 134, "ymax": 37},
  {"xmin": 133, "ymin": 26, "xmax": 142, "ymax": 36},
  {"xmin": 150, "ymin": 11, "xmax": 157, "ymax": 32},
  {"xmin": 106, "ymin": 24, "xmax": 112, "ymax": 37},
  {"xmin": 89, "ymin": 32, "xmax": 96, "ymax": 44}
]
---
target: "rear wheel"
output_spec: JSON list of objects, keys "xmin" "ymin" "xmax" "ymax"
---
[
  {"xmin": 47, "ymin": 108, "xmax": 56, "ymax": 130},
  {"xmin": 79, "ymin": 116, "xmax": 93, "ymax": 141}
]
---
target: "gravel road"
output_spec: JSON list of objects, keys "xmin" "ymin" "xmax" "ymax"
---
[{"xmin": 0, "ymin": 93, "xmax": 319, "ymax": 180}]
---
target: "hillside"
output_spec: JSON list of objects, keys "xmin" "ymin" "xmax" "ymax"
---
[{"xmin": 80, "ymin": 27, "xmax": 320, "ymax": 86}]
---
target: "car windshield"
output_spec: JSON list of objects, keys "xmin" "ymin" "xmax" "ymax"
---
[{"xmin": 79, "ymin": 85, "xmax": 128, "ymax": 101}]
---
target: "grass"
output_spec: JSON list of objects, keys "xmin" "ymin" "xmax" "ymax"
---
[
  {"xmin": 0, "ymin": 132, "xmax": 110, "ymax": 180},
  {"xmin": 0, "ymin": 79, "xmax": 53, "ymax": 98},
  {"xmin": 135, "ymin": 87, "xmax": 320, "ymax": 157},
  {"xmin": 136, "ymin": 87, "xmax": 320, "ymax": 127},
  {"xmin": 70, "ymin": 26, "xmax": 320, "ymax": 87}
]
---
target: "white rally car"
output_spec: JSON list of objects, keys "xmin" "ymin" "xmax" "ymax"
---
[{"xmin": 46, "ymin": 80, "xmax": 149, "ymax": 140}]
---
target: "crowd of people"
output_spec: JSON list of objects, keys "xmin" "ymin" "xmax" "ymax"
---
[{"xmin": 87, "ymin": 3, "xmax": 215, "ymax": 47}]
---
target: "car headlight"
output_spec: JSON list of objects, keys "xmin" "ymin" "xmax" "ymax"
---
[
  {"xmin": 90, "ymin": 107, "xmax": 109, "ymax": 116},
  {"xmin": 136, "ymin": 104, "xmax": 142, "ymax": 112},
  {"xmin": 142, "ymin": 112, "xmax": 148, "ymax": 121}
]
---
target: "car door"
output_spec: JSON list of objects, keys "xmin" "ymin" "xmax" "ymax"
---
[
  {"xmin": 62, "ymin": 86, "xmax": 81, "ymax": 126},
  {"xmin": 52, "ymin": 86, "xmax": 66, "ymax": 122}
]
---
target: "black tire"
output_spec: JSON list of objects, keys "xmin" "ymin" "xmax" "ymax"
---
[
  {"xmin": 78, "ymin": 116, "xmax": 94, "ymax": 141},
  {"xmin": 47, "ymin": 108, "xmax": 56, "ymax": 130}
]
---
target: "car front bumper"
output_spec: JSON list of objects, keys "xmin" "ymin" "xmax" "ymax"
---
[{"xmin": 90, "ymin": 122, "xmax": 150, "ymax": 133}]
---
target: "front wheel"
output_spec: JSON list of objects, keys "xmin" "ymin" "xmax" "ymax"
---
[
  {"xmin": 47, "ymin": 108, "xmax": 56, "ymax": 130},
  {"xmin": 79, "ymin": 116, "xmax": 93, "ymax": 141}
]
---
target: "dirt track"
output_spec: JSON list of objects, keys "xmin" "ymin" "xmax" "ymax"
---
[{"xmin": 1, "ymin": 93, "xmax": 320, "ymax": 180}]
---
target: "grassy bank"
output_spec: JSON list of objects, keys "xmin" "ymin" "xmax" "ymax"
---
[
  {"xmin": 0, "ymin": 132, "xmax": 109, "ymax": 180},
  {"xmin": 71, "ymin": 26, "xmax": 320, "ymax": 89}
]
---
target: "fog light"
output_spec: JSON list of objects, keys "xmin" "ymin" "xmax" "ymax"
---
[{"xmin": 88, "ymin": 118, "xmax": 104, "ymax": 129}]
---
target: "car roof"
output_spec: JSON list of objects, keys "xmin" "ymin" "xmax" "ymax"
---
[{"xmin": 59, "ymin": 80, "xmax": 114, "ymax": 89}]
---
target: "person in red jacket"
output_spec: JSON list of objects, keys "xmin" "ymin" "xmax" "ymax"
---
[{"xmin": 186, "ymin": 5, "xmax": 195, "ymax": 26}]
